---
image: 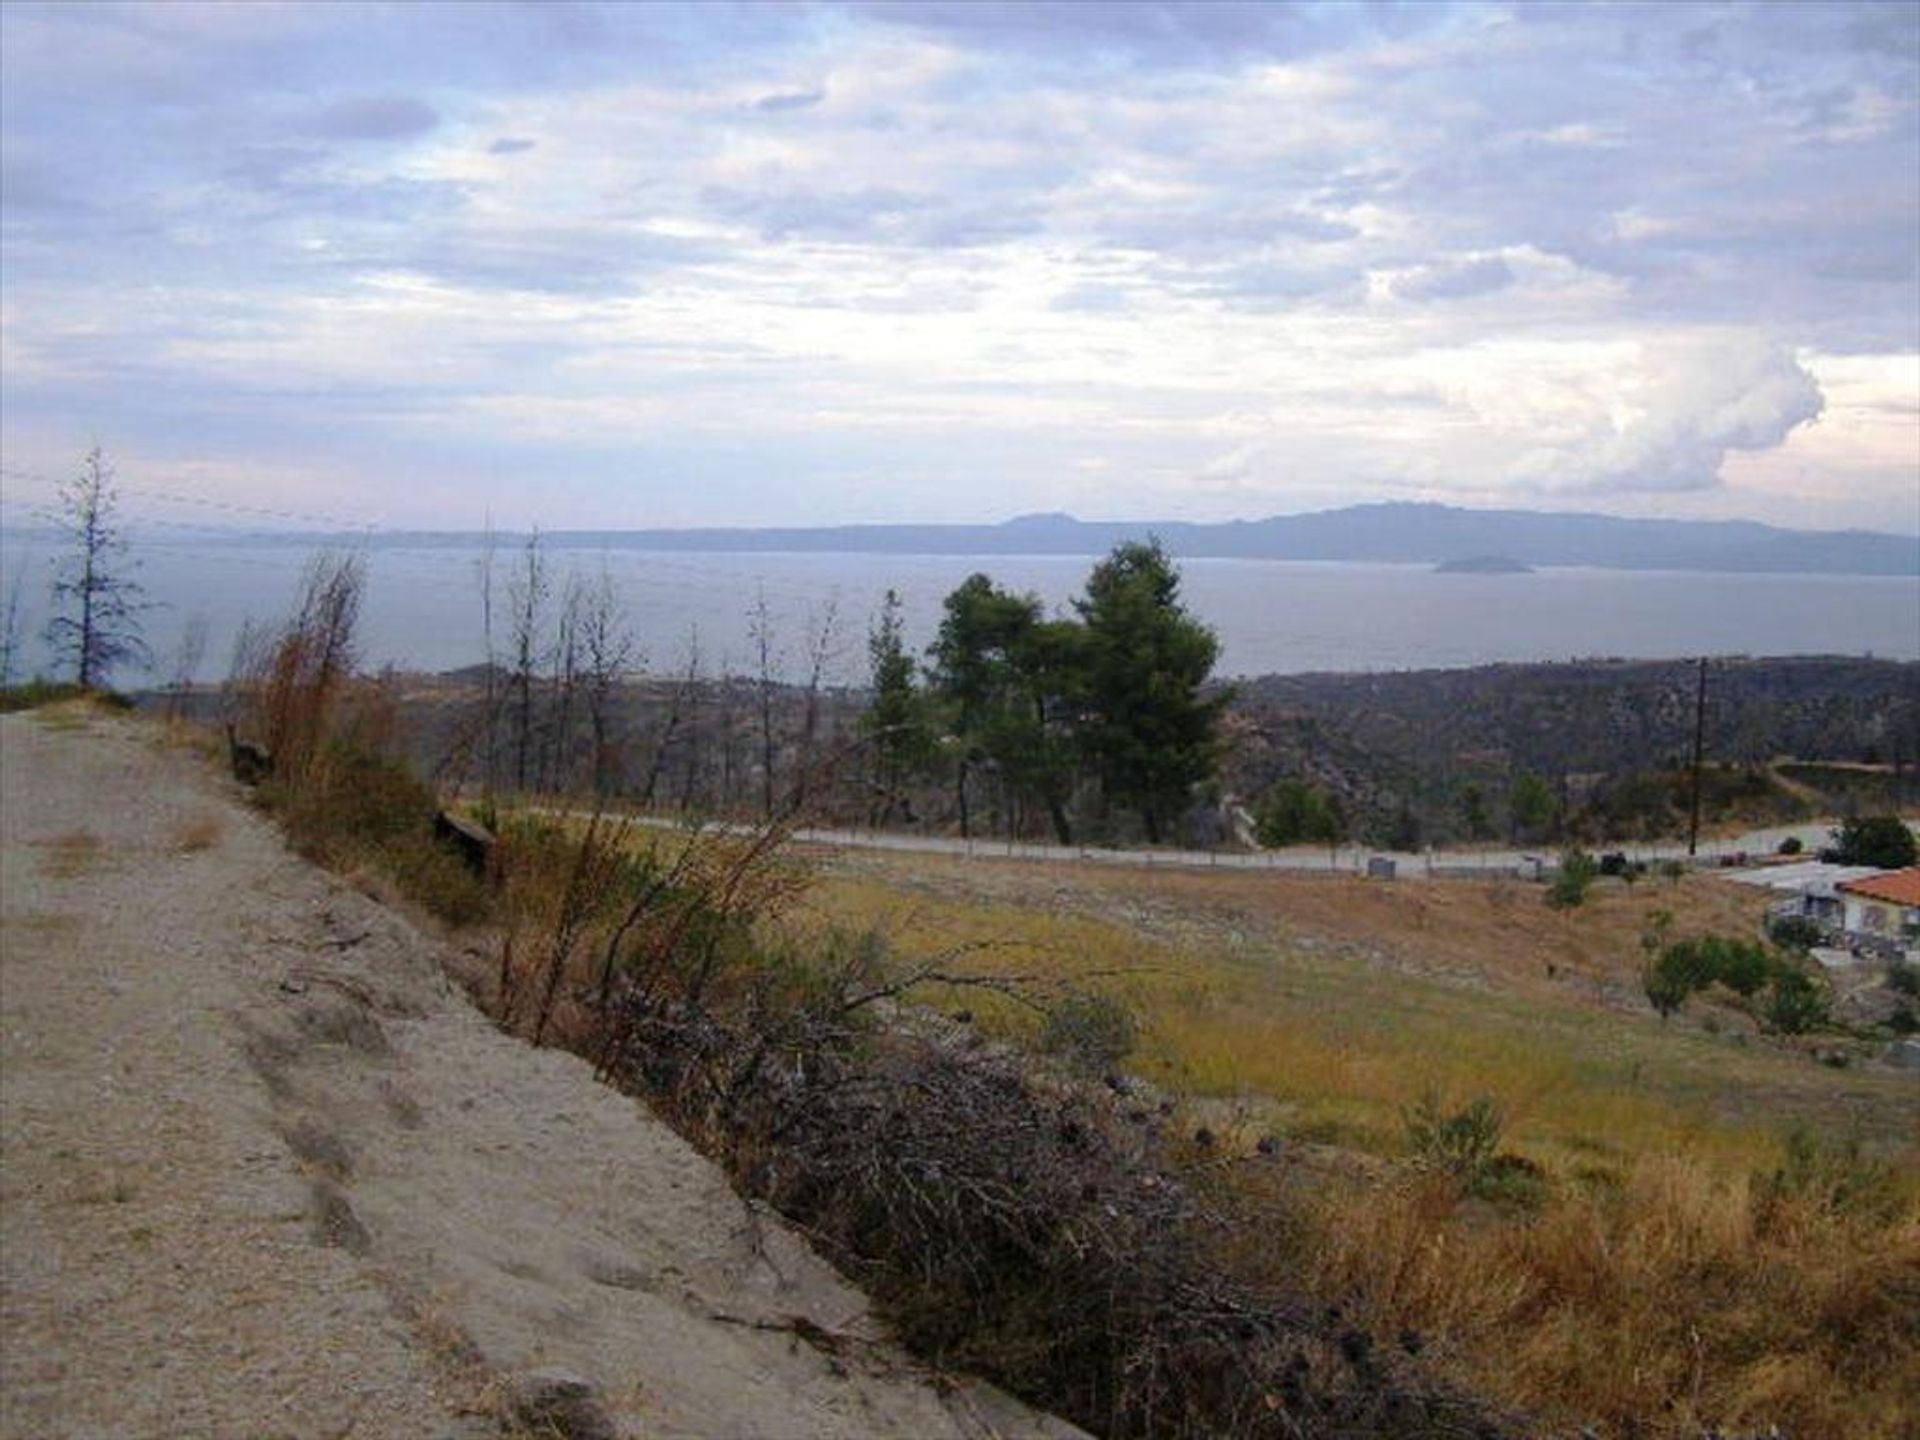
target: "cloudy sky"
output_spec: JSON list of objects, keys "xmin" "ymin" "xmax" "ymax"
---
[{"xmin": 2, "ymin": 0, "xmax": 1916, "ymax": 534}]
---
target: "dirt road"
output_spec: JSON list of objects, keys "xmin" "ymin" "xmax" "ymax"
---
[{"xmin": 0, "ymin": 707, "xmax": 1082, "ymax": 1440}]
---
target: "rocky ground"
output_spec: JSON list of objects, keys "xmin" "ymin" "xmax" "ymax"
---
[{"xmin": 0, "ymin": 706, "xmax": 1085, "ymax": 1440}]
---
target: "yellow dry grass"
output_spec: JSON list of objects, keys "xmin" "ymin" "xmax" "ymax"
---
[{"xmin": 794, "ymin": 847, "xmax": 1920, "ymax": 1438}]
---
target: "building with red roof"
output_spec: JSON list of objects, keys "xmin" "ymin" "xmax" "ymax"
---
[{"xmin": 1836, "ymin": 867, "xmax": 1920, "ymax": 947}]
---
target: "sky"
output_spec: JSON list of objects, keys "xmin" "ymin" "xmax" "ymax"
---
[{"xmin": 2, "ymin": 0, "xmax": 1917, "ymax": 535}]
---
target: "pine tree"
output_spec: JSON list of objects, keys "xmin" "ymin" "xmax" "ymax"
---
[
  {"xmin": 862, "ymin": 589, "xmax": 933, "ymax": 824},
  {"xmin": 43, "ymin": 447, "xmax": 149, "ymax": 688},
  {"xmin": 1073, "ymin": 539, "xmax": 1224, "ymax": 844}
]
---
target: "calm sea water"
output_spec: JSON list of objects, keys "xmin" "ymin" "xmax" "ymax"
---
[{"xmin": 2, "ymin": 535, "xmax": 1915, "ymax": 685}]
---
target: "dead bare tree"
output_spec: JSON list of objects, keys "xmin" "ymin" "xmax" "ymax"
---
[
  {"xmin": 545, "ymin": 571, "xmax": 584, "ymax": 795},
  {"xmin": 164, "ymin": 614, "xmax": 209, "ymax": 720},
  {"xmin": 507, "ymin": 530, "xmax": 549, "ymax": 794},
  {"xmin": 256, "ymin": 551, "xmax": 365, "ymax": 780},
  {"xmin": 640, "ymin": 628, "xmax": 699, "ymax": 809},
  {"xmin": 577, "ymin": 562, "xmax": 636, "ymax": 800},
  {"xmin": 0, "ymin": 563, "xmax": 28, "ymax": 689},
  {"xmin": 676, "ymin": 628, "xmax": 706, "ymax": 813},
  {"xmin": 749, "ymin": 587, "xmax": 780, "ymax": 819},
  {"xmin": 790, "ymin": 592, "xmax": 842, "ymax": 812},
  {"xmin": 475, "ymin": 516, "xmax": 500, "ymax": 794},
  {"xmin": 717, "ymin": 661, "xmax": 742, "ymax": 812}
]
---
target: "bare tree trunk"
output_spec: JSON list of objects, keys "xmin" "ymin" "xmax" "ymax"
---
[
  {"xmin": 508, "ymin": 530, "xmax": 548, "ymax": 794},
  {"xmin": 676, "ymin": 630, "xmax": 705, "ymax": 813},
  {"xmin": 791, "ymin": 594, "xmax": 840, "ymax": 813},
  {"xmin": 642, "ymin": 628, "xmax": 697, "ymax": 809},
  {"xmin": 749, "ymin": 589, "xmax": 778, "ymax": 820},
  {"xmin": 165, "ymin": 615, "xmax": 209, "ymax": 720},
  {"xmin": 476, "ymin": 518, "xmax": 499, "ymax": 794},
  {"xmin": 579, "ymin": 561, "xmax": 635, "ymax": 801},
  {"xmin": 718, "ymin": 669, "xmax": 740, "ymax": 812},
  {"xmin": 546, "ymin": 573, "xmax": 583, "ymax": 795},
  {"xmin": 0, "ymin": 566, "xmax": 25, "ymax": 690}
]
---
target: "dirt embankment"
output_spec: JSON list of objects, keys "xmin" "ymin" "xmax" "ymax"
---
[{"xmin": 0, "ymin": 709, "xmax": 1084, "ymax": 1440}]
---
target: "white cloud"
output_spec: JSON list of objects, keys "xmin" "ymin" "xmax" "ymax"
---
[
  {"xmin": 1505, "ymin": 338, "xmax": 1826, "ymax": 495},
  {"xmin": 0, "ymin": 0, "xmax": 1914, "ymax": 531}
]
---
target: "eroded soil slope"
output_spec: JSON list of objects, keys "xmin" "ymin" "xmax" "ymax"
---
[{"xmin": 0, "ymin": 709, "xmax": 1082, "ymax": 1440}]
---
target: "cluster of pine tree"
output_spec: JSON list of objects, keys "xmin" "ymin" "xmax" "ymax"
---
[{"xmin": 863, "ymin": 540, "xmax": 1225, "ymax": 845}]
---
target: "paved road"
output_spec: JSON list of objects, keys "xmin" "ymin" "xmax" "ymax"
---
[{"xmin": 536, "ymin": 805, "xmax": 1885, "ymax": 879}]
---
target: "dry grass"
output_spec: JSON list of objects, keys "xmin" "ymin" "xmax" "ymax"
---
[
  {"xmin": 36, "ymin": 828, "xmax": 103, "ymax": 879},
  {"xmin": 172, "ymin": 812, "xmax": 223, "ymax": 853},
  {"xmin": 798, "ymin": 847, "xmax": 1920, "ymax": 1438},
  {"xmin": 1289, "ymin": 1154, "xmax": 1920, "ymax": 1438}
]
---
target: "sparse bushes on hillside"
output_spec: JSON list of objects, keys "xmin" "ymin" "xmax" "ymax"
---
[
  {"xmin": 1545, "ymin": 846, "xmax": 1597, "ymax": 908},
  {"xmin": 1762, "ymin": 963, "xmax": 1831, "ymax": 1035},
  {"xmin": 230, "ymin": 551, "xmax": 491, "ymax": 926},
  {"xmin": 1767, "ymin": 913, "xmax": 1825, "ymax": 952},
  {"xmin": 1888, "ymin": 956, "xmax": 1920, "ymax": 997},
  {"xmin": 1639, "ymin": 932, "xmax": 1833, "ymax": 1032}
]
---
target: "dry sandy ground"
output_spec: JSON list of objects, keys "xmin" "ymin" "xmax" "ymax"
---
[{"xmin": 0, "ymin": 708, "xmax": 1085, "ymax": 1440}]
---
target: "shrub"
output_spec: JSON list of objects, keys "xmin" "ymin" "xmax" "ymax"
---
[
  {"xmin": 1777, "ymin": 835, "xmax": 1804, "ymax": 856},
  {"xmin": 1040, "ymin": 991, "xmax": 1138, "ymax": 1077},
  {"xmin": 1252, "ymin": 777, "xmax": 1344, "ymax": 848},
  {"xmin": 267, "ymin": 741, "xmax": 490, "ymax": 927},
  {"xmin": 1753, "ymin": 1128, "xmax": 1905, "ymax": 1229},
  {"xmin": 1707, "ymin": 936, "xmax": 1775, "ymax": 997},
  {"xmin": 1887, "ymin": 957, "xmax": 1920, "ymax": 997},
  {"xmin": 1545, "ymin": 847, "xmax": 1598, "ymax": 909},
  {"xmin": 0, "ymin": 680, "xmax": 92, "ymax": 713},
  {"xmin": 1763, "ymin": 964, "xmax": 1831, "ymax": 1035},
  {"xmin": 1828, "ymin": 814, "xmax": 1918, "ymax": 870},
  {"xmin": 1403, "ymin": 1092, "xmax": 1502, "ymax": 1182},
  {"xmin": 1767, "ymin": 913, "xmax": 1824, "ymax": 953},
  {"xmin": 1642, "ymin": 956, "xmax": 1693, "ymax": 1019}
]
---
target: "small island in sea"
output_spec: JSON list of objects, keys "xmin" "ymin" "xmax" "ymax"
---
[{"xmin": 1434, "ymin": 554, "xmax": 1534, "ymax": 574}]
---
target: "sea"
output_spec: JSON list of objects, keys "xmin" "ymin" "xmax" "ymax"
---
[{"xmin": 1, "ymin": 534, "xmax": 1916, "ymax": 687}]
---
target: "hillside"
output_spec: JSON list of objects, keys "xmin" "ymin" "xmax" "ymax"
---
[
  {"xmin": 1230, "ymin": 655, "xmax": 1920, "ymax": 846},
  {"xmin": 0, "ymin": 707, "xmax": 1084, "ymax": 1440}
]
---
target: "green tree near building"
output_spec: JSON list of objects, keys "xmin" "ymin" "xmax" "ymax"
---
[
  {"xmin": 1073, "ymin": 539, "xmax": 1226, "ymax": 844},
  {"xmin": 1828, "ymin": 815, "xmax": 1917, "ymax": 870}
]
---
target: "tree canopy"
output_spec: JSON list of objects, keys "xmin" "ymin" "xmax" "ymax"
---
[
  {"xmin": 1073, "ymin": 540, "xmax": 1226, "ymax": 842},
  {"xmin": 1829, "ymin": 814, "xmax": 1918, "ymax": 870},
  {"xmin": 893, "ymin": 540, "xmax": 1226, "ymax": 845}
]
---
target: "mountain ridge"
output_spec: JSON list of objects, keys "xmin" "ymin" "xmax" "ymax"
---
[{"xmin": 260, "ymin": 501, "xmax": 1914, "ymax": 576}]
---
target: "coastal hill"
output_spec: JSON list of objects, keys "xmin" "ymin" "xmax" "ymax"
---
[{"xmin": 327, "ymin": 502, "xmax": 1920, "ymax": 576}]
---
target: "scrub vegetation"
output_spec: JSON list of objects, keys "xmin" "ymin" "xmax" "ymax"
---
[{"xmin": 193, "ymin": 543, "xmax": 1919, "ymax": 1439}]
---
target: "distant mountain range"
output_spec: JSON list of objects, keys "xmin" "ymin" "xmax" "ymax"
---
[{"xmin": 330, "ymin": 502, "xmax": 1916, "ymax": 576}]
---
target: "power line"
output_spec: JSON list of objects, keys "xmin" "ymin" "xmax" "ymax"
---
[{"xmin": 0, "ymin": 465, "xmax": 382, "ymax": 531}]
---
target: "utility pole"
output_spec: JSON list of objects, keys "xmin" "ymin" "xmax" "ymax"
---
[{"xmin": 1687, "ymin": 656, "xmax": 1708, "ymax": 857}]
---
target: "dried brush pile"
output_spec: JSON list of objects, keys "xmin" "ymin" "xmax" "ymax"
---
[{"xmin": 571, "ymin": 910, "xmax": 1514, "ymax": 1440}]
